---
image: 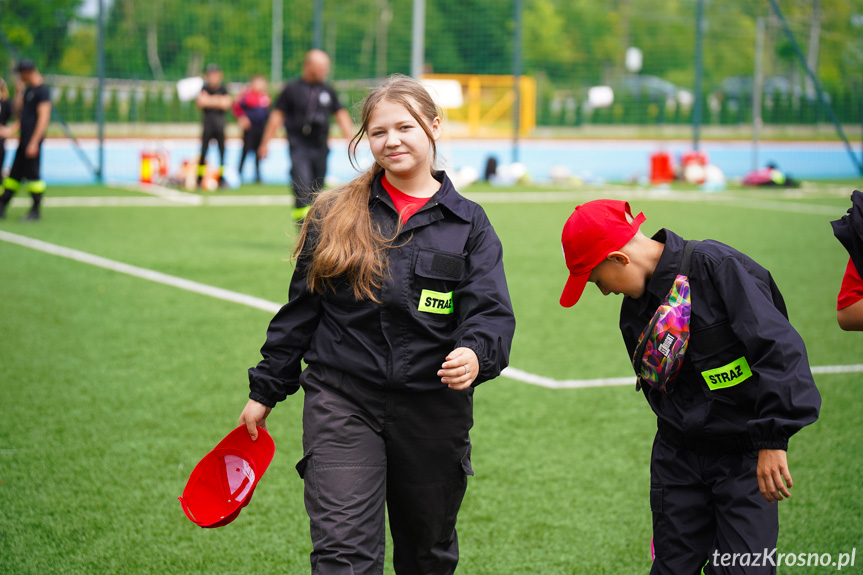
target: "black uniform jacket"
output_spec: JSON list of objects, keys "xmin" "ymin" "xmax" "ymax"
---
[
  {"xmin": 274, "ymin": 80, "xmax": 342, "ymax": 148},
  {"xmin": 620, "ymin": 229, "xmax": 820, "ymax": 451},
  {"xmin": 249, "ymin": 171, "xmax": 516, "ymax": 407},
  {"xmin": 831, "ymin": 190, "xmax": 863, "ymax": 275},
  {"xmin": 200, "ymin": 84, "xmax": 228, "ymax": 127}
]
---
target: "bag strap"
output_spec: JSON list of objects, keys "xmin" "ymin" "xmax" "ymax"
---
[
  {"xmin": 631, "ymin": 239, "xmax": 699, "ymax": 381},
  {"xmin": 678, "ymin": 240, "xmax": 699, "ymax": 276}
]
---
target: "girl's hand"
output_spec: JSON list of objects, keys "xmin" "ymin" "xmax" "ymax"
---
[
  {"xmin": 438, "ymin": 347, "xmax": 479, "ymax": 390},
  {"xmin": 239, "ymin": 399, "xmax": 272, "ymax": 441}
]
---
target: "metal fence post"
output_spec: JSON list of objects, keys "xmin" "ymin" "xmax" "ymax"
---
[
  {"xmin": 512, "ymin": 0, "xmax": 522, "ymax": 164},
  {"xmin": 692, "ymin": 0, "xmax": 704, "ymax": 151},
  {"xmin": 272, "ymin": 0, "xmax": 283, "ymax": 85},
  {"xmin": 97, "ymin": 0, "xmax": 106, "ymax": 183},
  {"xmin": 411, "ymin": 0, "xmax": 426, "ymax": 80}
]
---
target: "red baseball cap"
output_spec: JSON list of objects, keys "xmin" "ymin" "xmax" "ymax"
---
[
  {"xmin": 560, "ymin": 200, "xmax": 645, "ymax": 307},
  {"xmin": 179, "ymin": 425, "xmax": 275, "ymax": 528}
]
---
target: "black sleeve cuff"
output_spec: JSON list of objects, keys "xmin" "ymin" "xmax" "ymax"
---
[
  {"xmin": 249, "ymin": 391, "xmax": 278, "ymax": 408},
  {"xmin": 752, "ymin": 438, "xmax": 789, "ymax": 451}
]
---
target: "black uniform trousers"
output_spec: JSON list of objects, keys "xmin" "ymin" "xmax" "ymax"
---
[
  {"xmin": 297, "ymin": 364, "xmax": 474, "ymax": 575},
  {"xmin": 9, "ymin": 135, "xmax": 42, "ymax": 182},
  {"xmin": 289, "ymin": 143, "xmax": 328, "ymax": 210},
  {"xmin": 198, "ymin": 118, "xmax": 226, "ymax": 171},
  {"xmin": 650, "ymin": 433, "xmax": 778, "ymax": 575},
  {"xmin": 238, "ymin": 125, "xmax": 265, "ymax": 181}
]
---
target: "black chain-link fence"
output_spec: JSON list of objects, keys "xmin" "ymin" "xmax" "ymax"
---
[{"xmin": 2, "ymin": 0, "xmax": 861, "ymax": 131}]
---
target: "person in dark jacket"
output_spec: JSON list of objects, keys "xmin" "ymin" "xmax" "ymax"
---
[
  {"xmin": 239, "ymin": 75, "xmax": 515, "ymax": 575},
  {"xmin": 559, "ymin": 200, "xmax": 820, "ymax": 575},
  {"xmin": 831, "ymin": 190, "xmax": 863, "ymax": 331},
  {"xmin": 232, "ymin": 74, "xmax": 271, "ymax": 184},
  {"xmin": 258, "ymin": 49, "xmax": 354, "ymax": 221}
]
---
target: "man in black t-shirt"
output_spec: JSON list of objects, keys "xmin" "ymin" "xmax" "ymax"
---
[
  {"xmin": 196, "ymin": 64, "xmax": 232, "ymax": 189},
  {"xmin": 0, "ymin": 59, "xmax": 51, "ymax": 221},
  {"xmin": 258, "ymin": 50, "xmax": 353, "ymax": 220}
]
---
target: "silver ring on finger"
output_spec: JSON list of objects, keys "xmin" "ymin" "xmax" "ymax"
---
[{"xmin": 463, "ymin": 365, "xmax": 468, "ymax": 376}]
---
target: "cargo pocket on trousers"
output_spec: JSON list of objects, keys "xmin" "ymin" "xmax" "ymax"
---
[
  {"xmin": 649, "ymin": 485, "xmax": 665, "ymax": 558},
  {"xmin": 295, "ymin": 451, "xmax": 313, "ymax": 478},
  {"xmin": 460, "ymin": 443, "xmax": 474, "ymax": 476},
  {"xmin": 439, "ymin": 444, "xmax": 473, "ymax": 543}
]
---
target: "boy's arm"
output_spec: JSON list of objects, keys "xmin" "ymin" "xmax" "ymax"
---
[
  {"xmin": 232, "ymin": 92, "xmax": 251, "ymax": 130},
  {"xmin": 231, "ymin": 92, "xmax": 246, "ymax": 118},
  {"xmin": 26, "ymin": 101, "xmax": 51, "ymax": 157},
  {"xmin": 712, "ymin": 257, "xmax": 821, "ymax": 450},
  {"xmin": 218, "ymin": 92, "xmax": 233, "ymax": 110},
  {"xmin": 837, "ymin": 298, "xmax": 863, "ymax": 331},
  {"xmin": 195, "ymin": 90, "xmax": 210, "ymax": 109},
  {"xmin": 757, "ymin": 449, "xmax": 792, "ymax": 503},
  {"xmin": 12, "ymin": 79, "xmax": 24, "ymax": 116}
]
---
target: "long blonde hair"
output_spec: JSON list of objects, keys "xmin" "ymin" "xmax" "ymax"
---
[
  {"xmin": 0, "ymin": 79, "xmax": 8, "ymax": 101},
  {"xmin": 295, "ymin": 74, "xmax": 441, "ymax": 302}
]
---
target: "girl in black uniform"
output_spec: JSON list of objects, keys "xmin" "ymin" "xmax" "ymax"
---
[{"xmin": 238, "ymin": 75, "xmax": 515, "ymax": 575}]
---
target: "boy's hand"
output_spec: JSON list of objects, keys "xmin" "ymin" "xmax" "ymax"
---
[
  {"xmin": 757, "ymin": 449, "xmax": 793, "ymax": 503},
  {"xmin": 25, "ymin": 140, "xmax": 39, "ymax": 158},
  {"xmin": 438, "ymin": 347, "xmax": 478, "ymax": 390}
]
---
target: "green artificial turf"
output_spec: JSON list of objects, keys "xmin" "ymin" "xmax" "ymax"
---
[{"xmin": 1, "ymin": 181, "xmax": 861, "ymax": 574}]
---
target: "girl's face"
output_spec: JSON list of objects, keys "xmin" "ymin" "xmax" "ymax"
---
[{"xmin": 367, "ymin": 99, "xmax": 440, "ymax": 179}]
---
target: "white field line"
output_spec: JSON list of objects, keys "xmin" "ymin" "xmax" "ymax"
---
[
  {"xmin": 1, "ymin": 229, "xmax": 859, "ymax": 388},
  {"xmin": 10, "ymin": 196, "xmax": 190, "ymax": 207},
  {"xmin": 501, "ymin": 367, "xmax": 635, "ymax": 389},
  {"xmin": 110, "ymin": 181, "xmax": 204, "ymax": 205},
  {"xmin": 0, "ymin": 230, "xmax": 280, "ymax": 314},
  {"xmin": 6, "ymin": 187, "xmax": 847, "ymax": 216},
  {"xmin": 505, "ymin": 364, "xmax": 863, "ymax": 389},
  {"xmin": 10, "ymin": 195, "xmax": 298, "ymax": 208}
]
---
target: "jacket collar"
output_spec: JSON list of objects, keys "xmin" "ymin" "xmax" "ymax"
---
[
  {"xmin": 644, "ymin": 228, "xmax": 685, "ymax": 301},
  {"xmin": 370, "ymin": 170, "xmax": 472, "ymax": 225}
]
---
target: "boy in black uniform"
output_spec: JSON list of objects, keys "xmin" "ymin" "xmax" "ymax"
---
[
  {"xmin": 559, "ymin": 200, "xmax": 820, "ymax": 574},
  {"xmin": 195, "ymin": 64, "xmax": 232, "ymax": 189},
  {"xmin": 0, "ymin": 60, "xmax": 52, "ymax": 221},
  {"xmin": 258, "ymin": 49, "xmax": 353, "ymax": 221}
]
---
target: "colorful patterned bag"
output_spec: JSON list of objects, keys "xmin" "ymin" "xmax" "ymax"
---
[{"xmin": 632, "ymin": 241, "xmax": 698, "ymax": 394}]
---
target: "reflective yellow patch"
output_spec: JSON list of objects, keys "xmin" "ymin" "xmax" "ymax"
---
[
  {"xmin": 418, "ymin": 289, "xmax": 453, "ymax": 314},
  {"xmin": 701, "ymin": 357, "xmax": 752, "ymax": 390}
]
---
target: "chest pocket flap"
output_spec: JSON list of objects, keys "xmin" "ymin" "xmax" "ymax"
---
[
  {"xmin": 415, "ymin": 249, "xmax": 466, "ymax": 281},
  {"xmin": 415, "ymin": 250, "xmax": 466, "ymax": 316}
]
